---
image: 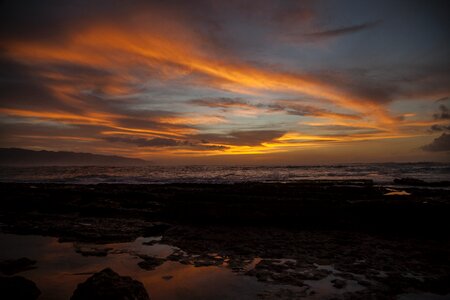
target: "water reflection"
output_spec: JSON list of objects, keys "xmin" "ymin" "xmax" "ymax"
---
[{"xmin": 0, "ymin": 234, "xmax": 268, "ymax": 300}]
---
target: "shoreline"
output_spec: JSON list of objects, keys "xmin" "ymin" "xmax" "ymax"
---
[
  {"xmin": 1, "ymin": 181, "xmax": 449, "ymax": 233},
  {"xmin": 1, "ymin": 182, "xmax": 450, "ymax": 299}
]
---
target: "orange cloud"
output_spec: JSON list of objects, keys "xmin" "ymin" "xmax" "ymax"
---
[
  {"xmin": 156, "ymin": 115, "xmax": 228, "ymax": 125},
  {"xmin": 3, "ymin": 21, "xmax": 395, "ymax": 124},
  {"xmin": 0, "ymin": 108, "xmax": 195, "ymax": 138}
]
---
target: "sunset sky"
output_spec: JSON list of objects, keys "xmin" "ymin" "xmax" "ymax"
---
[{"xmin": 0, "ymin": 0, "xmax": 449, "ymax": 164}]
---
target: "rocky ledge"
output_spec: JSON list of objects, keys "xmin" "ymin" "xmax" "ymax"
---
[{"xmin": 71, "ymin": 268, "xmax": 150, "ymax": 300}]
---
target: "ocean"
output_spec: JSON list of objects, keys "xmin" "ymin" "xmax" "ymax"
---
[{"xmin": 0, "ymin": 163, "xmax": 449, "ymax": 184}]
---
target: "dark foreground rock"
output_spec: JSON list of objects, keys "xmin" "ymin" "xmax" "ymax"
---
[
  {"xmin": 74, "ymin": 243, "xmax": 112, "ymax": 257},
  {"xmin": 0, "ymin": 258, "xmax": 36, "ymax": 275},
  {"xmin": 137, "ymin": 256, "xmax": 165, "ymax": 271},
  {"xmin": 0, "ymin": 276, "xmax": 41, "ymax": 300},
  {"xmin": 71, "ymin": 268, "xmax": 150, "ymax": 300},
  {"xmin": 394, "ymin": 177, "xmax": 450, "ymax": 187},
  {"xmin": 332, "ymin": 278, "xmax": 347, "ymax": 289}
]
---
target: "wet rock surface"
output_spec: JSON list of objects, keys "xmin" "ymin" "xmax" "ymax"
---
[
  {"xmin": 246, "ymin": 259, "xmax": 331, "ymax": 285},
  {"xmin": 161, "ymin": 225, "xmax": 450, "ymax": 298},
  {"xmin": 258, "ymin": 287, "xmax": 311, "ymax": 299},
  {"xmin": 394, "ymin": 177, "xmax": 450, "ymax": 187},
  {"xmin": 137, "ymin": 255, "xmax": 165, "ymax": 270},
  {"xmin": 0, "ymin": 275, "xmax": 41, "ymax": 300},
  {"xmin": 332, "ymin": 278, "xmax": 347, "ymax": 289},
  {"xmin": 71, "ymin": 268, "xmax": 150, "ymax": 300},
  {"xmin": 74, "ymin": 243, "xmax": 112, "ymax": 257}
]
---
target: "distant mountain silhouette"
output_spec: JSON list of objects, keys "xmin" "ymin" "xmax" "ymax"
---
[{"xmin": 0, "ymin": 148, "xmax": 150, "ymax": 166}]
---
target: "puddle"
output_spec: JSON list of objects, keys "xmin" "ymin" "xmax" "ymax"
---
[
  {"xmin": 0, "ymin": 233, "xmax": 269, "ymax": 300},
  {"xmin": 384, "ymin": 188, "xmax": 411, "ymax": 196}
]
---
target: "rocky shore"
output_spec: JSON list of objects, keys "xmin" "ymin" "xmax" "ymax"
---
[{"xmin": 0, "ymin": 181, "xmax": 449, "ymax": 299}]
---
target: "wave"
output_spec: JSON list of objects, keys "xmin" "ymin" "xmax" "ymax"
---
[{"xmin": 0, "ymin": 163, "xmax": 449, "ymax": 184}]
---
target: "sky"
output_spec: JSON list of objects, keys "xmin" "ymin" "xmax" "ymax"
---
[{"xmin": 0, "ymin": 0, "xmax": 449, "ymax": 164}]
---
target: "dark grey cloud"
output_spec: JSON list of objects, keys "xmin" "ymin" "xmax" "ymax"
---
[
  {"xmin": 48, "ymin": 63, "xmax": 113, "ymax": 79},
  {"xmin": 429, "ymin": 124, "xmax": 450, "ymax": 132},
  {"xmin": 104, "ymin": 137, "xmax": 180, "ymax": 147},
  {"xmin": 433, "ymin": 105, "xmax": 450, "ymax": 120},
  {"xmin": 190, "ymin": 97, "xmax": 360, "ymax": 119},
  {"xmin": 301, "ymin": 21, "xmax": 381, "ymax": 41},
  {"xmin": 0, "ymin": 121, "xmax": 107, "ymax": 138},
  {"xmin": 114, "ymin": 116, "xmax": 196, "ymax": 135},
  {"xmin": 0, "ymin": 58, "xmax": 79, "ymax": 112},
  {"xmin": 189, "ymin": 97, "xmax": 251, "ymax": 109},
  {"xmin": 0, "ymin": 57, "xmax": 152, "ymax": 118},
  {"xmin": 435, "ymin": 96, "xmax": 449, "ymax": 103},
  {"xmin": 272, "ymin": 102, "xmax": 360, "ymax": 119},
  {"xmin": 422, "ymin": 133, "xmax": 450, "ymax": 152},
  {"xmin": 310, "ymin": 66, "xmax": 450, "ymax": 105},
  {"xmin": 104, "ymin": 136, "xmax": 227, "ymax": 151},
  {"xmin": 0, "ymin": 0, "xmax": 230, "ymax": 50}
]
